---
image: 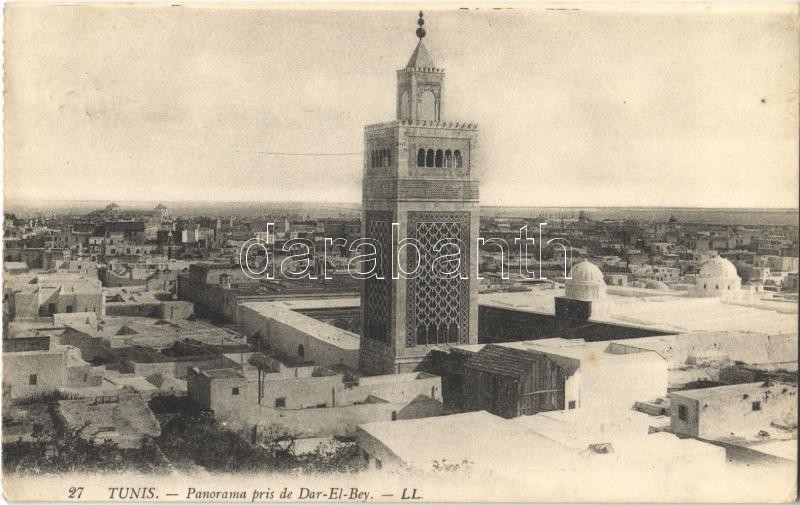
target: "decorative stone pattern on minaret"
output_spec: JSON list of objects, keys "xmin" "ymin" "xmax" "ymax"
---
[{"xmin": 360, "ymin": 13, "xmax": 480, "ymax": 375}]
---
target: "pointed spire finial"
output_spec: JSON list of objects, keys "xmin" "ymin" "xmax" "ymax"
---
[{"xmin": 416, "ymin": 11, "xmax": 426, "ymax": 40}]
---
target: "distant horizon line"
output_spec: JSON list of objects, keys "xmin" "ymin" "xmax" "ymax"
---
[{"xmin": 3, "ymin": 198, "xmax": 799, "ymax": 212}]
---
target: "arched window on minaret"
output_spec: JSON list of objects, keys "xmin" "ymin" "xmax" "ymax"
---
[
  {"xmin": 444, "ymin": 150, "xmax": 453, "ymax": 168},
  {"xmin": 454, "ymin": 150, "xmax": 463, "ymax": 168},
  {"xmin": 435, "ymin": 149, "xmax": 443, "ymax": 168},
  {"xmin": 386, "ymin": 149, "xmax": 391, "ymax": 166},
  {"xmin": 418, "ymin": 91, "xmax": 436, "ymax": 121},
  {"xmin": 448, "ymin": 322, "xmax": 459, "ymax": 343},
  {"xmin": 426, "ymin": 149, "xmax": 435, "ymax": 167},
  {"xmin": 417, "ymin": 324, "xmax": 428, "ymax": 346},
  {"xmin": 400, "ymin": 90, "xmax": 410, "ymax": 120},
  {"xmin": 417, "ymin": 149, "xmax": 426, "ymax": 167}
]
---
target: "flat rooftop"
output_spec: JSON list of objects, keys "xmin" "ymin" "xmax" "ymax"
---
[
  {"xmin": 500, "ymin": 338, "xmax": 664, "ymax": 365},
  {"xmin": 200, "ymin": 368, "xmax": 245, "ymax": 380},
  {"xmin": 241, "ymin": 299, "xmax": 360, "ymax": 351},
  {"xmin": 242, "ymin": 297, "xmax": 360, "ymax": 313},
  {"xmin": 63, "ymin": 315, "xmax": 241, "ymax": 340},
  {"xmin": 605, "ymin": 331, "xmax": 798, "ymax": 368},
  {"xmin": 671, "ymin": 381, "xmax": 795, "ymax": 401},
  {"xmin": 358, "ymin": 409, "xmax": 721, "ymax": 472},
  {"xmin": 479, "ymin": 288, "xmax": 798, "ymax": 334}
]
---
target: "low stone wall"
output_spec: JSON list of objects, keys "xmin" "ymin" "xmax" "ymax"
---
[{"xmin": 246, "ymin": 395, "xmax": 443, "ymax": 440}]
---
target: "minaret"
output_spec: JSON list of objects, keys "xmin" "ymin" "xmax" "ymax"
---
[
  {"xmin": 396, "ymin": 12, "xmax": 444, "ymax": 122},
  {"xmin": 359, "ymin": 12, "xmax": 480, "ymax": 375}
]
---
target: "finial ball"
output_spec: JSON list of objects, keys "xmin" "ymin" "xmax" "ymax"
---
[
  {"xmin": 418, "ymin": 17, "xmax": 424, "ymax": 26},
  {"xmin": 416, "ymin": 27, "xmax": 426, "ymax": 39}
]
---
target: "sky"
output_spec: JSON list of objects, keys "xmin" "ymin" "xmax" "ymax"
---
[{"xmin": 4, "ymin": 3, "xmax": 799, "ymax": 208}]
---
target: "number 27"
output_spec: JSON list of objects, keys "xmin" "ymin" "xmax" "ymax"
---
[{"xmin": 68, "ymin": 487, "xmax": 84, "ymax": 499}]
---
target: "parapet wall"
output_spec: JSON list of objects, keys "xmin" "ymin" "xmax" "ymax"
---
[{"xmin": 245, "ymin": 395, "xmax": 443, "ymax": 439}]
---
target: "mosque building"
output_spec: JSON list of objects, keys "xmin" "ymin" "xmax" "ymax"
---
[{"xmin": 238, "ymin": 14, "xmax": 793, "ymax": 383}]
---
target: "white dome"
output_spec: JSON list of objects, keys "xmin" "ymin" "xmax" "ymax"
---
[
  {"xmin": 568, "ymin": 261, "xmax": 605, "ymax": 284},
  {"xmin": 565, "ymin": 260, "xmax": 607, "ymax": 302},
  {"xmin": 692, "ymin": 257, "xmax": 742, "ymax": 298},
  {"xmin": 645, "ymin": 280, "xmax": 669, "ymax": 291},
  {"xmin": 698, "ymin": 257, "xmax": 739, "ymax": 279}
]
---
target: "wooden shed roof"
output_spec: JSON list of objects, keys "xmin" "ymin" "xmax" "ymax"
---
[{"xmin": 465, "ymin": 344, "xmax": 543, "ymax": 378}]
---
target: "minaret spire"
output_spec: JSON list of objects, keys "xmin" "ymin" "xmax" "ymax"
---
[
  {"xmin": 416, "ymin": 11, "xmax": 426, "ymax": 40},
  {"xmin": 404, "ymin": 11, "xmax": 436, "ymax": 70},
  {"xmin": 397, "ymin": 10, "xmax": 443, "ymax": 120}
]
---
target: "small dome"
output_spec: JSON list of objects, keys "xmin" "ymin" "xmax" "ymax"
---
[
  {"xmin": 645, "ymin": 280, "xmax": 669, "ymax": 291},
  {"xmin": 692, "ymin": 257, "xmax": 742, "ymax": 297},
  {"xmin": 565, "ymin": 260, "xmax": 607, "ymax": 302},
  {"xmin": 569, "ymin": 260, "xmax": 605, "ymax": 284},
  {"xmin": 698, "ymin": 257, "xmax": 739, "ymax": 279}
]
